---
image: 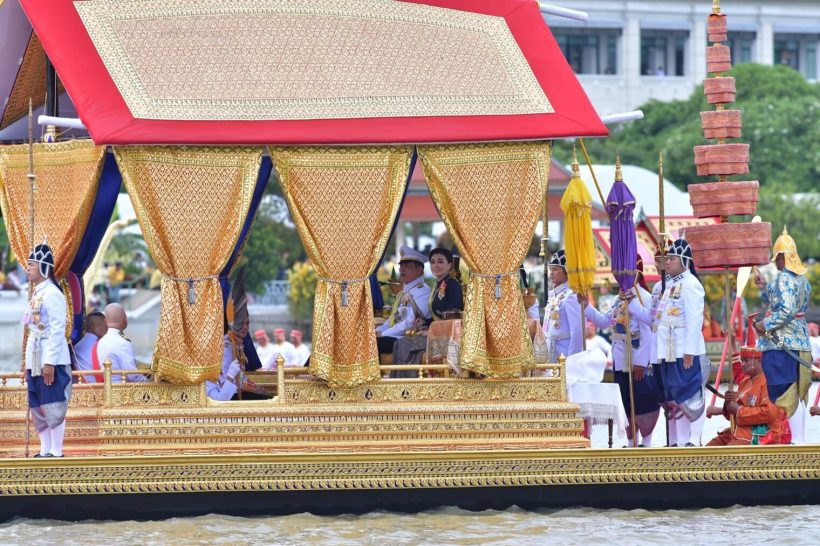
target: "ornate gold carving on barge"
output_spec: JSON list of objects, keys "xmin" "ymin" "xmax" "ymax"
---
[{"xmin": 1, "ymin": 446, "xmax": 818, "ymax": 497}]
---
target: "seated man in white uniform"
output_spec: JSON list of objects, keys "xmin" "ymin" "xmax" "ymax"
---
[
  {"xmin": 97, "ymin": 303, "xmax": 148, "ymax": 383},
  {"xmin": 73, "ymin": 311, "xmax": 107, "ymax": 383},
  {"xmin": 208, "ymin": 266, "xmax": 253, "ymax": 401},
  {"xmin": 376, "ymin": 246, "xmax": 432, "ymax": 357},
  {"xmin": 254, "ymin": 329, "xmax": 277, "ymax": 369},
  {"xmin": 289, "ymin": 329, "xmax": 311, "ymax": 366}
]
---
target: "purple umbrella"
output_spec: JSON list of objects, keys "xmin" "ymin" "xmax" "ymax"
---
[
  {"xmin": 606, "ymin": 156, "xmax": 640, "ymax": 447},
  {"xmin": 606, "ymin": 157, "xmax": 638, "ymax": 292}
]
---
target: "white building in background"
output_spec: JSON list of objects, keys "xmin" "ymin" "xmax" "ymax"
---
[{"xmin": 542, "ymin": 1, "xmax": 820, "ymax": 114}]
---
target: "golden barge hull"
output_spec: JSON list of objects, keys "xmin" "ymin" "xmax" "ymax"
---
[{"xmin": 1, "ymin": 446, "xmax": 819, "ymax": 521}]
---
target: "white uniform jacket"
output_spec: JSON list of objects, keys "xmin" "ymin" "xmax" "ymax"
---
[
  {"xmin": 376, "ymin": 279, "xmax": 432, "ymax": 339},
  {"xmin": 629, "ymin": 271, "xmax": 705, "ymax": 362},
  {"xmin": 97, "ymin": 327, "xmax": 148, "ymax": 383}
]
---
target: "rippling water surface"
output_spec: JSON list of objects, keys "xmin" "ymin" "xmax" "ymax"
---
[{"xmin": 3, "ymin": 505, "xmax": 819, "ymax": 545}]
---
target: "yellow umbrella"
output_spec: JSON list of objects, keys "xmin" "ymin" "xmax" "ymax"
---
[{"xmin": 560, "ymin": 148, "xmax": 595, "ymax": 346}]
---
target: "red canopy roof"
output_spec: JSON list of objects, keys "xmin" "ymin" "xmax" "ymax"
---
[{"xmin": 20, "ymin": 0, "xmax": 607, "ymax": 145}]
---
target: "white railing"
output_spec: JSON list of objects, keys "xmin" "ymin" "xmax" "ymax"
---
[{"xmin": 253, "ymin": 280, "xmax": 291, "ymax": 306}]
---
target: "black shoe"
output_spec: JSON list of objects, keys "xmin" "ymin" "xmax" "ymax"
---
[
  {"xmin": 33, "ymin": 453, "xmax": 53, "ymax": 458},
  {"xmin": 684, "ymin": 442, "xmax": 696, "ymax": 447},
  {"xmin": 666, "ymin": 444, "xmax": 677, "ymax": 447},
  {"xmin": 638, "ymin": 444, "xmax": 647, "ymax": 448}
]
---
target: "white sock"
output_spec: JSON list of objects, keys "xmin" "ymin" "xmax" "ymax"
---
[
  {"xmin": 667, "ymin": 416, "xmax": 677, "ymax": 446},
  {"xmin": 789, "ymin": 402, "xmax": 807, "ymax": 445},
  {"xmin": 38, "ymin": 430, "xmax": 52, "ymax": 456},
  {"xmin": 50, "ymin": 421, "xmax": 66, "ymax": 457},
  {"xmin": 689, "ymin": 413, "xmax": 706, "ymax": 446},
  {"xmin": 676, "ymin": 417, "xmax": 691, "ymax": 446},
  {"xmin": 640, "ymin": 432, "xmax": 653, "ymax": 447}
]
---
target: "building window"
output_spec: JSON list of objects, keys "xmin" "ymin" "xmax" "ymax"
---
[
  {"xmin": 553, "ymin": 28, "xmax": 622, "ymax": 75},
  {"xmin": 775, "ymin": 39, "xmax": 800, "ymax": 70},
  {"xmin": 641, "ymin": 30, "xmax": 689, "ymax": 76},
  {"xmin": 728, "ymin": 32, "xmax": 755, "ymax": 64},
  {"xmin": 775, "ymin": 34, "xmax": 820, "ymax": 80}
]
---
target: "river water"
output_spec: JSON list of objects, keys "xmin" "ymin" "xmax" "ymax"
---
[{"xmin": 3, "ymin": 505, "xmax": 820, "ymax": 545}]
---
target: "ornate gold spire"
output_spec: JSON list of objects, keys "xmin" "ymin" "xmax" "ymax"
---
[
  {"xmin": 712, "ymin": 0, "xmax": 720, "ymax": 14},
  {"xmin": 571, "ymin": 145, "xmax": 580, "ymax": 176},
  {"xmin": 614, "ymin": 155, "xmax": 623, "ymax": 182},
  {"xmin": 782, "ymin": 225, "xmax": 788, "ymax": 236}
]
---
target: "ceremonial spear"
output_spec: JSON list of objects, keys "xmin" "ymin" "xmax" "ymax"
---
[{"xmin": 24, "ymin": 98, "xmax": 37, "ymax": 458}]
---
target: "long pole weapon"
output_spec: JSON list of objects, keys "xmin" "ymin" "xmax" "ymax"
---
[
  {"xmin": 624, "ymin": 299, "xmax": 638, "ymax": 447},
  {"xmin": 656, "ymin": 152, "xmax": 673, "ymax": 445},
  {"xmin": 540, "ymin": 141, "xmax": 552, "ymax": 309},
  {"xmin": 24, "ymin": 98, "xmax": 37, "ymax": 458}
]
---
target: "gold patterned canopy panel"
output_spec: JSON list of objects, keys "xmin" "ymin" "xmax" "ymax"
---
[
  {"xmin": 419, "ymin": 142, "xmax": 551, "ymax": 378},
  {"xmin": 271, "ymin": 146, "xmax": 412, "ymax": 388},
  {"xmin": 74, "ymin": 0, "xmax": 551, "ymax": 121},
  {"xmin": 114, "ymin": 146, "xmax": 260, "ymax": 384},
  {"xmin": 0, "ymin": 139, "xmax": 106, "ymax": 277}
]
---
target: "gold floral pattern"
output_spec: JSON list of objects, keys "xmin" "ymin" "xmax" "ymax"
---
[
  {"xmin": 419, "ymin": 142, "xmax": 551, "ymax": 378},
  {"xmin": 114, "ymin": 146, "xmax": 260, "ymax": 384},
  {"xmin": 271, "ymin": 146, "xmax": 412, "ymax": 388},
  {"xmin": 75, "ymin": 0, "xmax": 552, "ymax": 121}
]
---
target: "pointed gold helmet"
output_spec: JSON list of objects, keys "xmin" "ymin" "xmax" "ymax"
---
[{"xmin": 771, "ymin": 226, "xmax": 807, "ymax": 275}]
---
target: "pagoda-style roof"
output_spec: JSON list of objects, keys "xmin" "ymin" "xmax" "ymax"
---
[
  {"xmin": 19, "ymin": 0, "xmax": 607, "ymax": 145},
  {"xmin": 593, "ymin": 212, "xmax": 721, "ymax": 284}
]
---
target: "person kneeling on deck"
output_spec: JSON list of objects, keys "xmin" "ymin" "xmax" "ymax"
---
[
  {"xmin": 543, "ymin": 249, "xmax": 583, "ymax": 363},
  {"xmin": 653, "ymin": 238, "xmax": 708, "ymax": 447},
  {"xmin": 376, "ymin": 246, "xmax": 431, "ymax": 359},
  {"xmin": 706, "ymin": 325, "xmax": 790, "ymax": 446},
  {"xmin": 97, "ymin": 303, "xmax": 148, "ymax": 383},
  {"xmin": 24, "ymin": 241, "xmax": 72, "ymax": 457}
]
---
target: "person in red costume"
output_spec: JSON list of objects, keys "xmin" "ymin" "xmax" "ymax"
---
[{"xmin": 706, "ymin": 317, "xmax": 791, "ymax": 446}]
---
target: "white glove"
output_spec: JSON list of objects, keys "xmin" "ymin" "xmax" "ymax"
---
[{"xmin": 227, "ymin": 361, "xmax": 242, "ymax": 381}]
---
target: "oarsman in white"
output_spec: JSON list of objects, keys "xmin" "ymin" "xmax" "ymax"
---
[
  {"xmin": 631, "ymin": 238, "xmax": 707, "ymax": 447},
  {"xmin": 73, "ymin": 311, "xmax": 107, "ymax": 383},
  {"xmin": 267, "ymin": 328, "xmax": 296, "ymax": 369},
  {"xmin": 542, "ymin": 249, "xmax": 583, "ymax": 363},
  {"xmin": 376, "ymin": 245, "xmax": 432, "ymax": 356},
  {"xmin": 23, "ymin": 242, "xmax": 73, "ymax": 457},
  {"xmin": 97, "ymin": 303, "xmax": 148, "ymax": 383},
  {"xmin": 289, "ymin": 329, "xmax": 311, "ymax": 366},
  {"xmin": 254, "ymin": 329, "xmax": 276, "ymax": 369}
]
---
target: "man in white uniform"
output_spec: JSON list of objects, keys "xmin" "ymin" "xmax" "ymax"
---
[
  {"xmin": 73, "ymin": 311, "xmax": 107, "ymax": 383},
  {"xmin": 289, "ymin": 329, "xmax": 311, "ymax": 366},
  {"xmin": 542, "ymin": 249, "xmax": 583, "ymax": 363},
  {"xmin": 254, "ymin": 329, "xmax": 276, "ymax": 369},
  {"xmin": 97, "ymin": 303, "xmax": 148, "ymax": 383},
  {"xmin": 631, "ymin": 238, "xmax": 706, "ymax": 447},
  {"xmin": 24, "ymin": 242, "xmax": 72, "ymax": 457},
  {"xmin": 376, "ymin": 246, "xmax": 432, "ymax": 356}
]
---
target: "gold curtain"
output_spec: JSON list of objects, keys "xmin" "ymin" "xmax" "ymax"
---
[
  {"xmin": 270, "ymin": 146, "xmax": 412, "ymax": 388},
  {"xmin": 418, "ymin": 142, "xmax": 551, "ymax": 378},
  {"xmin": 114, "ymin": 146, "xmax": 260, "ymax": 384},
  {"xmin": 0, "ymin": 140, "xmax": 106, "ymax": 276}
]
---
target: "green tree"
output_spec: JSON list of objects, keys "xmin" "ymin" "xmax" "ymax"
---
[
  {"xmin": 569, "ymin": 63, "xmax": 820, "ymax": 258},
  {"xmin": 287, "ymin": 261, "xmax": 318, "ymax": 322},
  {"xmin": 239, "ymin": 171, "xmax": 306, "ymax": 295}
]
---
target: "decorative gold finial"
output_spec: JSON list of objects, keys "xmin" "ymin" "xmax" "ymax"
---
[
  {"xmin": 614, "ymin": 155, "xmax": 623, "ymax": 182},
  {"xmin": 782, "ymin": 225, "xmax": 788, "ymax": 236},
  {"xmin": 712, "ymin": 0, "xmax": 720, "ymax": 14},
  {"xmin": 276, "ymin": 353, "xmax": 285, "ymax": 368},
  {"xmin": 571, "ymin": 145, "xmax": 580, "ymax": 176}
]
